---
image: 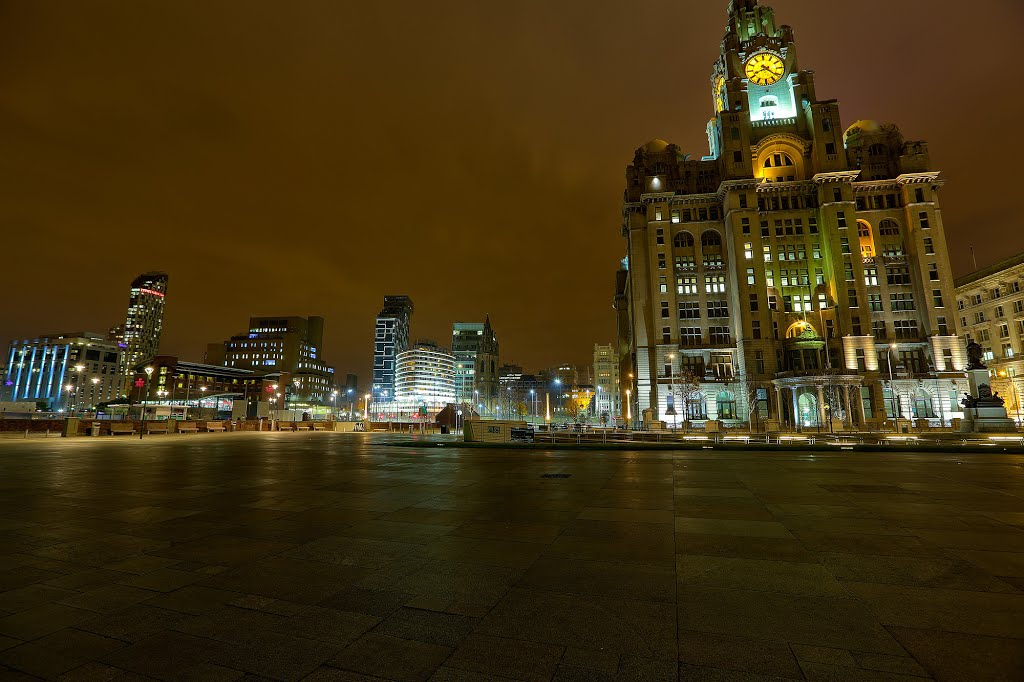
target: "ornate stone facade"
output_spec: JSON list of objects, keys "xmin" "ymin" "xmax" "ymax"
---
[{"xmin": 620, "ymin": 0, "xmax": 966, "ymax": 430}]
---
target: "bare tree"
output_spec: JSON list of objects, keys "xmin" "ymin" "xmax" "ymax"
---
[
  {"xmin": 735, "ymin": 373, "xmax": 762, "ymax": 431},
  {"xmin": 673, "ymin": 370, "xmax": 703, "ymax": 427}
]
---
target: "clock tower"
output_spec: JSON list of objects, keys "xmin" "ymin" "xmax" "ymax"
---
[{"xmin": 619, "ymin": 0, "xmax": 965, "ymax": 432}]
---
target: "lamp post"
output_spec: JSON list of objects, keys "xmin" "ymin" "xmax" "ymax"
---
[
  {"xmin": 183, "ymin": 374, "xmax": 193, "ymax": 421},
  {"xmin": 90, "ymin": 377, "xmax": 100, "ymax": 412},
  {"xmin": 140, "ymin": 366, "xmax": 154, "ymax": 440},
  {"xmin": 364, "ymin": 393, "xmax": 371, "ymax": 422},
  {"xmin": 65, "ymin": 385, "xmax": 74, "ymax": 416},
  {"xmin": 626, "ymin": 389, "xmax": 632, "ymax": 430},
  {"xmin": 887, "ymin": 343, "xmax": 899, "ymax": 433},
  {"xmin": 200, "ymin": 386, "xmax": 208, "ymax": 418},
  {"xmin": 667, "ymin": 353, "xmax": 677, "ymax": 431},
  {"xmin": 70, "ymin": 364, "xmax": 85, "ymax": 415}
]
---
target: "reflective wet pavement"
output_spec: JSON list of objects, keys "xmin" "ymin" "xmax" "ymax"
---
[{"xmin": 0, "ymin": 433, "xmax": 1022, "ymax": 680}]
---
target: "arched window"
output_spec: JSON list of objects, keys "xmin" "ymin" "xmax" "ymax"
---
[
  {"xmin": 763, "ymin": 153, "xmax": 794, "ymax": 168},
  {"xmin": 868, "ymin": 143, "xmax": 886, "ymax": 157},
  {"xmin": 857, "ymin": 221, "xmax": 871, "ymax": 238},
  {"xmin": 701, "ymin": 231, "xmax": 722, "ymax": 248},
  {"xmin": 879, "ymin": 219, "xmax": 900, "ymax": 236},
  {"xmin": 674, "ymin": 232, "xmax": 694, "ymax": 249},
  {"xmin": 717, "ymin": 391, "xmax": 737, "ymax": 420}
]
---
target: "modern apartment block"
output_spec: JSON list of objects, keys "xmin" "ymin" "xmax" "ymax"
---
[
  {"xmin": 119, "ymin": 271, "xmax": 168, "ymax": 389},
  {"xmin": 620, "ymin": 0, "xmax": 966, "ymax": 430},
  {"xmin": 4, "ymin": 332, "xmax": 123, "ymax": 411},
  {"xmin": 394, "ymin": 342, "xmax": 456, "ymax": 411},
  {"xmin": 955, "ymin": 253, "xmax": 1024, "ymax": 419},
  {"xmin": 372, "ymin": 296, "xmax": 414, "ymax": 405}
]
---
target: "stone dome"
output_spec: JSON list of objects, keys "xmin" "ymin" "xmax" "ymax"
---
[
  {"xmin": 843, "ymin": 120, "xmax": 883, "ymax": 145},
  {"xmin": 642, "ymin": 138, "xmax": 671, "ymax": 154}
]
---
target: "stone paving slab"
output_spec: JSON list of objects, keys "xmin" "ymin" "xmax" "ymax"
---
[{"xmin": 0, "ymin": 433, "xmax": 1021, "ymax": 680}]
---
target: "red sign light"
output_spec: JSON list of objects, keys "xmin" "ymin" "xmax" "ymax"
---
[{"xmin": 134, "ymin": 378, "xmax": 145, "ymax": 388}]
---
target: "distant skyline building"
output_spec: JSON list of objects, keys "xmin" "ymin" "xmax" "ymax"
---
[
  {"xmin": 593, "ymin": 344, "xmax": 619, "ymax": 421},
  {"xmin": 4, "ymin": 332, "xmax": 123, "ymax": 411},
  {"xmin": 394, "ymin": 342, "xmax": 455, "ymax": 410},
  {"xmin": 452, "ymin": 322, "xmax": 485, "ymax": 407},
  {"xmin": 372, "ymin": 296, "xmax": 414, "ymax": 404},
  {"xmin": 207, "ymin": 315, "xmax": 336, "ymax": 402},
  {"xmin": 955, "ymin": 253, "xmax": 1024, "ymax": 420},
  {"xmin": 120, "ymin": 271, "xmax": 168, "ymax": 391},
  {"xmin": 474, "ymin": 316, "xmax": 500, "ymax": 414}
]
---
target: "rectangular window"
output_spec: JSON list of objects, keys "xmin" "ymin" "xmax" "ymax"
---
[
  {"xmin": 815, "ymin": 268, "xmax": 824, "ymax": 285},
  {"xmin": 763, "ymin": 245, "xmax": 772, "ymax": 262},
  {"xmin": 864, "ymin": 268, "xmax": 878, "ymax": 286},
  {"xmin": 928, "ymin": 264, "xmax": 939, "ymax": 281},
  {"xmin": 678, "ymin": 276, "xmax": 698, "ymax": 295},
  {"xmin": 676, "ymin": 255, "xmax": 696, "ymax": 270},
  {"xmin": 663, "ymin": 327, "xmax": 671, "ymax": 344},
  {"xmin": 659, "ymin": 276, "xmax": 668, "ymax": 294},
  {"xmin": 848, "ymin": 289, "xmax": 859, "ymax": 308},
  {"xmin": 765, "ymin": 269, "xmax": 775, "ymax": 287},
  {"xmin": 747, "ymin": 268, "xmax": 756, "ymax": 285},
  {"xmin": 709, "ymin": 327, "xmax": 731, "ymax": 344},
  {"xmin": 1000, "ymin": 323, "xmax": 1010, "ymax": 339},
  {"xmin": 656, "ymin": 228, "xmax": 664, "ymax": 245},
  {"xmin": 661, "ymin": 302, "xmax": 669, "ymax": 319},
  {"xmin": 752, "ymin": 320, "xmax": 762, "ymax": 339},
  {"xmin": 933, "ymin": 290, "xmax": 944, "ymax": 308},
  {"xmin": 937, "ymin": 316, "xmax": 949, "ymax": 336},
  {"xmin": 749, "ymin": 293, "xmax": 759, "ymax": 311},
  {"xmin": 833, "ymin": 188, "xmax": 842, "ymax": 202},
  {"xmin": 837, "ymin": 211, "xmax": 847, "ymax": 229},
  {"xmin": 841, "ymin": 237, "xmax": 851, "ymax": 254},
  {"xmin": 703, "ymin": 254, "xmax": 724, "ymax": 269},
  {"xmin": 744, "ymin": 242, "xmax": 753, "ymax": 259},
  {"xmin": 679, "ymin": 302, "xmax": 701, "ymax": 319},
  {"xmin": 671, "ymin": 210, "xmax": 680, "ymax": 224},
  {"xmin": 657, "ymin": 254, "xmax": 666, "ymax": 270},
  {"xmin": 924, "ymin": 238, "xmax": 935, "ymax": 255},
  {"xmin": 705, "ymin": 275, "xmax": 726, "ymax": 293},
  {"xmin": 869, "ymin": 294, "xmax": 883, "ymax": 312},
  {"xmin": 852, "ymin": 316, "xmax": 862, "ymax": 335},
  {"xmin": 919, "ymin": 211, "xmax": 930, "ymax": 229},
  {"xmin": 974, "ymin": 311, "xmax": 986, "ymax": 325},
  {"xmin": 845, "ymin": 264, "xmax": 855, "ymax": 281},
  {"xmin": 681, "ymin": 328, "xmax": 702, "ymax": 346},
  {"xmin": 761, "ymin": 220, "xmax": 770, "ymax": 237},
  {"xmin": 894, "ymin": 320, "xmax": 919, "ymax": 339},
  {"xmin": 741, "ymin": 217, "xmax": 750, "ymax": 234},
  {"xmin": 873, "ymin": 320, "xmax": 887, "ymax": 340},
  {"xmin": 890, "ymin": 292, "xmax": 915, "ymax": 311},
  {"xmin": 780, "ymin": 269, "xmax": 790, "ymax": 287},
  {"xmin": 915, "ymin": 188, "xmax": 925, "ymax": 203},
  {"xmin": 655, "ymin": 208, "xmax": 663, "ymax": 221},
  {"xmin": 739, "ymin": 194, "xmax": 748, "ymax": 209},
  {"xmin": 886, "ymin": 266, "xmax": 911, "ymax": 286},
  {"xmin": 992, "ymin": 288, "xmax": 1003, "ymax": 300},
  {"xmin": 812, "ymin": 243, "xmax": 821, "ymax": 259},
  {"xmin": 707, "ymin": 301, "xmax": 729, "ymax": 318},
  {"xmin": 809, "ymin": 217, "xmax": 818, "ymax": 233},
  {"xmin": 1014, "ymin": 300, "xmax": 1024, "ymax": 314}
]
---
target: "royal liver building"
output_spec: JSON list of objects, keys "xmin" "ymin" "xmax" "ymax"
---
[{"xmin": 619, "ymin": 0, "xmax": 966, "ymax": 430}]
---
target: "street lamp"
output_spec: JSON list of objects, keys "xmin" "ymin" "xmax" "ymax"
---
[
  {"xmin": 666, "ymin": 353, "xmax": 678, "ymax": 431},
  {"xmin": 90, "ymin": 377, "xmax": 100, "ymax": 412},
  {"xmin": 626, "ymin": 389, "xmax": 632, "ymax": 429},
  {"xmin": 140, "ymin": 366, "xmax": 154, "ymax": 440}
]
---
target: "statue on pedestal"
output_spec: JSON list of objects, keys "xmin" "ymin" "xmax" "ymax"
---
[{"xmin": 966, "ymin": 342, "xmax": 986, "ymax": 370}]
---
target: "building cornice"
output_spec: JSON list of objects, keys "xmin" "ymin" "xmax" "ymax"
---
[
  {"xmin": 812, "ymin": 171, "xmax": 861, "ymax": 184},
  {"xmin": 852, "ymin": 180, "xmax": 900, "ymax": 193},
  {"xmin": 896, "ymin": 172, "xmax": 941, "ymax": 187},
  {"xmin": 755, "ymin": 180, "xmax": 817, "ymax": 194}
]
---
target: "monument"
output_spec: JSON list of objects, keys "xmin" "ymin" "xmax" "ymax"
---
[{"xmin": 959, "ymin": 342, "xmax": 1017, "ymax": 433}]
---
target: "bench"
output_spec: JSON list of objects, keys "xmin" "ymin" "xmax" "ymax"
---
[
  {"xmin": 109, "ymin": 422, "xmax": 136, "ymax": 436},
  {"xmin": 312, "ymin": 423, "xmax": 328, "ymax": 431},
  {"xmin": 144, "ymin": 423, "xmax": 167, "ymax": 435},
  {"xmin": 204, "ymin": 422, "xmax": 227, "ymax": 432},
  {"xmin": 295, "ymin": 424, "xmax": 311, "ymax": 431},
  {"xmin": 177, "ymin": 422, "xmax": 199, "ymax": 433}
]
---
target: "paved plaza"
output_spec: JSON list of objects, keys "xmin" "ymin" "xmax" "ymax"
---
[{"xmin": 0, "ymin": 433, "xmax": 1022, "ymax": 681}]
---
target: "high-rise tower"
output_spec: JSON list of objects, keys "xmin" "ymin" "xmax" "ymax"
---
[
  {"xmin": 120, "ymin": 272, "xmax": 168, "ymax": 389},
  {"xmin": 372, "ymin": 296, "xmax": 414, "ymax": 405},
  {"xmin": 620, "ymin": 0, "xmax": 965, "ymax": 430}
]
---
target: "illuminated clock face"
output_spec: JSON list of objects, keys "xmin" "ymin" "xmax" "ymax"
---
[{"xmin": 744, "ymin": 52, "xmax": 785, "ymax": 87}]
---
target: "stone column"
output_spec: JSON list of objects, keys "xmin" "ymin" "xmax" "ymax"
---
[
  {"xmin": 791, "ymin": 388, "xmax": 800, "ymax": 432},
  {"xmin": 774, "ymin": 386, "xmax": 783, "ymax": 424},
  {"xmin": 856, "ymin": 384, "xmax": 867, "ymax": 427},
  {"xmin": 839, "ymin": 385, "xmax": 851, "ymax": 429},
  {"xmin": 816, "ymin": 384, "xmax": 827, "ymax": 427}
]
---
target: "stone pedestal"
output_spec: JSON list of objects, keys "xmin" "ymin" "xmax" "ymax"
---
[{"xmin": 960, "ymin": 369, "xmax": 1017, "ymax": 433}]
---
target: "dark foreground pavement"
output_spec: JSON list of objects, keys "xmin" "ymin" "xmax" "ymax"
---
[{"xmin": 0, "ymin": 433, "xmax": 1022, "ymax": 681}]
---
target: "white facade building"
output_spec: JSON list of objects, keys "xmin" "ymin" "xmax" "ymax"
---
[{"xmin": 395, "ymin": 343, "xmax": 456, "ymax": 410}]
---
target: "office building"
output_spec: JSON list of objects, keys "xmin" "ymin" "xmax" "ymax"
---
[
  {"xmin": 4, "ymin": 332, "xmax": 123, "ymax": 411},
  {"xmin": 394, "ymin": 342, "xmax": 455, "ymax": 411},
  {"xmin": 210, "ymin": 315, "xmax": 336, "ymax": 402},
  {"xmin": 452, "ymin": 322, "xmax": 485, "ymax": 407},
  {"xmin": 955, "ymin": 253, "xmax": 1024, "ymax": 420},
  {"xmin": 130, "ymin": 356, "xmax": 267, "ymax": 416},
  {"xmin": 120, "ymin": 272, "xmax": 169, "ymax": 390},
  {"xmin": 372, "ymin": 296, "xmax": 414, "ymax": 405},
  {"xmin": 620, "ymin": 0, "xmax": 965, "ymax": 429},
  {"xmin": 593, "ymin": 344, "xmax": 620, "ymax": 421}
]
